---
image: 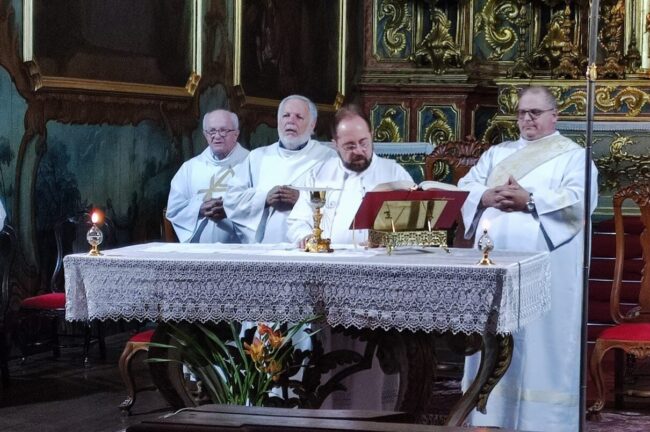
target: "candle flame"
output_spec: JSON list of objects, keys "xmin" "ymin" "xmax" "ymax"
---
[
  {"xmin": 482, "ymin": 219, "xmax": 490, "ymax": 231},
  {"xmin": 91, "ymin": 210, "xmax": 102, "ymax": 224}
]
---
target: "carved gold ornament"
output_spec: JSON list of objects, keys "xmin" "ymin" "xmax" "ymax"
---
[
  {"xmin": 378, "ymin": 0, "xmax": 411, "ymax": 57},
  {"xmin": 374, "ymin": 108, "xmax": 403, "ymax": 142},
  {"xmin": 598, "ymin": 0, "xmax": 625, "ymax": 79},
  {"xmin": 409, "ymin": 5, "xmax": 469, "ymax": 73},
  {"xmin": 596, "ymin": 134, "xmax": 650, "ymax": 190},
  {"xmin": 422, "ymin": 108, "xmax": 453, "ymax": 145},
  {"xmin": 474, "ymin": 0, "xmax": 519, "ymax": 61}
]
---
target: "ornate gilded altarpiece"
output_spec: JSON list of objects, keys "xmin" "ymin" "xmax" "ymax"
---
[{"xmin": 359, "ymin": 0, "xmax": 650, "ymax": 215}]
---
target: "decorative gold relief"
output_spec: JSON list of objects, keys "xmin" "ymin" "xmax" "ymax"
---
[
  {"xmin": 378, "ymin": 0, "xmax": 411, "ymax": 57},
  {"xmin": 409, "ymin": 5, "xmax": 470, "ymax": 74},
  {"xmin": 422, "ymin": 108, "xmax": 453, "ymax": 145},
  {"xmin": 531, "ymin": 7, "xmax": 571, "ymax": 71},
  {"xmin": 507, "ymin": 1, "xmax": 533, "ymax": 79},
  {"xmin": 499, "ymin": 84, "xmax": 650, "ymax": 118},
  {"xmin": 552, "ymin": 3, "xmax": 582, "ymax": 79},
  {"xmin": 596, "ymin": 134, "xmax": 650, "ymax": 190},
  {"xmin": 595, "ymin": 86, "xmax": 650, "ymax": 117},
  {"xmin": 498, "ymin": 86, "xmax": 520, "ymax": 115},
  {"xmin": 482, "ymin": 118, "xmax": 519, "ymax": 144},
  {"xmin": 374, "ymin": 108, "xmax": 403, "ymax": 142},
  {"xmin": 599, "ymin": 0, "xmax": 626, "ymax": 79},
  {"xmin": 555, "ymin": 89, "xmax": 588, "ymax": 114},
  {"xmin": 474, "ymin": 0, "xmax": 519, "ymax": 61}
]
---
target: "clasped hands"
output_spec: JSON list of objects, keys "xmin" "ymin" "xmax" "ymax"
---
[
  {"xmin": 265, "ymin": 185, "xmax": 299, "ymax": 211},
  {"xmin": 480, "ymin": 176, "xmax": 530, "ymax": 213},
  {"xmin": 200, "ymin": 197, "xmax": 227, "ymax": 222}
]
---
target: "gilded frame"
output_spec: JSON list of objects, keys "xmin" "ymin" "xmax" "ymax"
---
[
  {"xmin": 232, "ymin": 0, "xmax": 346, "ymax": 111},
  {"xmin": 22, "ymin": 0, "xmax": 202, "ymax": 98}
]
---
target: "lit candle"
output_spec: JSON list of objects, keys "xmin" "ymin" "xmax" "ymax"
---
[{"xmin": 482, "ymin": 219, "xmax": 490, "ymax": 232}]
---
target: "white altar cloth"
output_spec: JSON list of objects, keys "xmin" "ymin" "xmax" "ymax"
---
[{"xmin": 64, "ymin": 243, "xmax": 550, "ymax": 335}]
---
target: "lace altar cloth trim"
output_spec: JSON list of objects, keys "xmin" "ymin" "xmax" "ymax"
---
[{"xmin": 64, "ymin": 243, "xmax": 550, "ymax": 335}]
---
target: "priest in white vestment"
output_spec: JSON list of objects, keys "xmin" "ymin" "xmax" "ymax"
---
[
  {"xmin": 458, "ymin": 87, "xmax": 598, "ymax": 432},
  {"xmin": 287, "ymin": 107, "xmax": 412, "ymax": 247},
  {"xmin": 224, "ymin": 95, "xmax": 335, "ymax": 243},
  {"xmin": 288, "ymin": 106, "xmax": 412, "ymax": 411},
  {"xmin": 166, "ymin": 109, "xmax": 249, "ymax": 243}
]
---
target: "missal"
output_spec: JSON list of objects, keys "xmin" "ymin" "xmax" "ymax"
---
[
  {"xmin": 371, "ymin": 179, "xmax": 461, "ymax": 192},
  {"xmin": 351, "ymin": 185, "xmax": 468, "ymax": 231}
]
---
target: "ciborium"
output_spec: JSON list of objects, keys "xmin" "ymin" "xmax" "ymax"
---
[{"xmin": 305, "ymin": 189, "xmax": 333, "ymax": 253}]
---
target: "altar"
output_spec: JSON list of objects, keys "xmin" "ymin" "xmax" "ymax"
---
[{"xmin": 64, "ymin": 242, "xmax": 550, "ymax": 426}]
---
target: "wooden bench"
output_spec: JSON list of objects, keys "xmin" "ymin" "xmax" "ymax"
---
[{"xmin": 126, "ymin": 404, "xmax": 518, "ymax": 431}]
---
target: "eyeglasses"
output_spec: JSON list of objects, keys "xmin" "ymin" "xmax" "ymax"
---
[
  {"xmin": 517, "ymin": 108, "xmax": 555, "ymax": 119},
  {"xmin": 204, "ymin": 128, "xmax": 235, "ymax": 137},
  {"xmin": 340, "ymin": 141, "xmax": 371, "ymax": 152}
]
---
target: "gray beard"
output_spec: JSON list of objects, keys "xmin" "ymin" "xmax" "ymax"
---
[{"xmin": 279, "ymin": 131, "xmax": 312, "ymax": 150}]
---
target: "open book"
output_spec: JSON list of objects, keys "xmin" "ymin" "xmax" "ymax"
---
[
  {"xmin": 352, "ymin": 187, "xmax": 468, "ymax": 231},
  {"xmin": 372, "ymin": 180, "xmax": 460, "ymax": 192}
]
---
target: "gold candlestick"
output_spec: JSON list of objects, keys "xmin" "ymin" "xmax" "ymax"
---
[
  {"xmin": 305, "ymin": 189, "xmax": 333, "ymax": 253},
  {"xmin": 87, "ymin": 211, "xmax": 104, "ymax": 256},
  {"xmin": 477, "ymin": 229, "xmax": 494, "ymax": 265}
]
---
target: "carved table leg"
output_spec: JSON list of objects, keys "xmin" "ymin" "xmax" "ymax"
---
[{"xmin": 445, "ymin": 332, "xmax": 513, "ymax": 427}]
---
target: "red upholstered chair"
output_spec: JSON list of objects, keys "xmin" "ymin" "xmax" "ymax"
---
[
  {"xmin": 0, "ymin": 224, "xmax": 17, "ymax": 386},
  {"xmin": 17, "ymin": 211, "xmax": 112, "ymax": 364},
  {"xmin": 588, "ymin": 184, "xmax": 650, "ymax": 418}
]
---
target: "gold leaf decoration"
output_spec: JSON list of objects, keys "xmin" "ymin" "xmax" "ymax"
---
[
  {"xmin": 409, "ymin": 6, "xmax": 470, "ymax": 74},
  {"xmin": 378, "ymin": 0, "xmax": 411, "ymax": 57},
  {"xmin": 374, "ymin": 108, "xmax": 403, "ymax": 142},
  {"xmin": 422, "ymin": 108, "xmax": 453, "ymax": 145},
  {"xmin": 474, "ymin": 0, "xmax": 519, "ymax": 61}
]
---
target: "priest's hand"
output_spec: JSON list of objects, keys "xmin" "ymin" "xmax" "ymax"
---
[
  {"xmin": 266, "ymin": 186, "xmax": 300, "ymax": 211},
  {"xmin": 494, "ymin": 176, "xmax": 529, "ymax": 212},
  {"xmin": 480, "ymin": 177, "xmax": 529, "ymax": 212},
  {"xmin": 200, "ymin": 197, "xmax": 227, "ymax": 221}
]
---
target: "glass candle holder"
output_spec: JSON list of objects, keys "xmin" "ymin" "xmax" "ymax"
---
[
  {"xmin": 87, "ymin": 211, "xmax": 104, "ymax": 256},
  {"xmin": 477, "ymin": 229, "xmax": 494, "ymax": 265}
]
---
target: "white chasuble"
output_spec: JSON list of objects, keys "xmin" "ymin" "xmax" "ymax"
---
[
  {"xmin": 166, "ymin": 144, "xmax": 249, "ymax": 243},
  {"xmin": 458, "ymin": 132, "xmax": 599, "ymax": 432},
  {"xmin": 287, "ymin": 155, "xmax": 413, "ymax": 246},
  {"xmin": 224, "ymin": 140, "xmax": 335, "ymax": 243},
  {"xmin": 287, "ymin": 155, "xmax": 412, "ymax": 412}
]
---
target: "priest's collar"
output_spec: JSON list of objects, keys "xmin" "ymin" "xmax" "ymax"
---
[
  {"xmin": 211, "ymin": 143, "xmax": 239, "ymax": 163},
  {"xmin": 279, "ymin": 140, "xmax": 309, "ymax": 151},
  {"xmin": 520, "ymin": 131, "xmax": 560, "ymax": 145}
]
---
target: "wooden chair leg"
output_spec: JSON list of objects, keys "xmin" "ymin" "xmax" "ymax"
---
[
  {"xmin": 587, "ymin": 341, "xmax": 611, "ymax": 420},
  {"xmin": 118, "ymin": 341, "xmax": 138, "ymax": 412},
  {"xmin": 118, "ymin": 341, "xmax": 150, "ymax": 413}
]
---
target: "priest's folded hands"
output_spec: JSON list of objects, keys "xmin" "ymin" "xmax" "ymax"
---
[
  {"xmin": 265, "ymin": 185, "xmax": 300, "ymax": 212},
  {"xmin": 199, "ymin": 197, "xmax": 227, "ymax": 222}
]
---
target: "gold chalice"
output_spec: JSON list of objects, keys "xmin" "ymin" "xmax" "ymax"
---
[{"xmin": 305, "ymin": 189, "xmax": 333, "ymax": 253}]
